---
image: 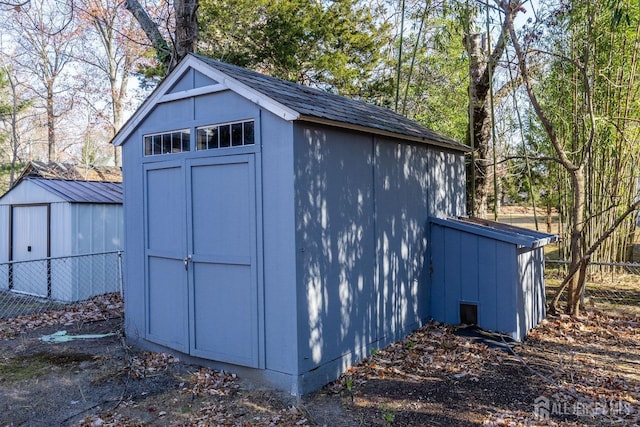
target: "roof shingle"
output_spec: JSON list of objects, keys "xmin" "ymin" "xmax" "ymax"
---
[{"xmin": 194, "ymin": 54, "xmax": 469, "ymax": 151}]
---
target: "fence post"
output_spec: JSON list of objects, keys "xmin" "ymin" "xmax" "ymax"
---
[
  {"xmin": 579, "ymin": 255, "xmax": 590, "ymax": 308},
  {"xmin": 117, "ymin": 251, "xmax": 124, "ymax": 298}
]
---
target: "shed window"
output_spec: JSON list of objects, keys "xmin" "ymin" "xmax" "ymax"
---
[
  {"xmin": 144, "ymin": 129, "xmax": 190, "ymax": 156},
  {"xmin": 197, "ymin": 120, "xmax": 255, "ymax": 151}
]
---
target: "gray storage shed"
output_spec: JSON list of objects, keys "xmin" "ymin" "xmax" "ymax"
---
[
  {"xmin": 113, "ymin": 54, "xmax": 469, "ymax": 395},
  {"xmin": 0, "ymin": 163, "xmax": 123, "ymax": 302},
  {"xmin": 430, "ymin": 217, "xmax": 557, "ymax": 341}
]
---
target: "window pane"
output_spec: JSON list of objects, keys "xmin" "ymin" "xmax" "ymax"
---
[
  {"xmin": 208, "ymin": 127, "xmax": 219, "ymax": 149},
  {"xmin": 219, "ymin": 124, "xmax": 231, "ymax": 148},
  {"xmin": 172, "ymin": 132, "xmax": 182, "ymax": 153},
  {"xmin": 153, "ymin": 135, "xmax": 162, "ymax": 155},
  {"xmin": 162, "ymin": 134, "xmax": 171, "ymax": 154},
  {"xmin": 231, "ymin": 123, "xmax": 243, "ymax": 146},
  {"xmin": 244, "ymin": 121, "xmax": 254, "ymax": 145},
  {"xmin": 144, "ymin": 135, "xmax": 152, "ymax": 155},
  {"xmin": 144, "ymin": 129, "xmax": 189, "ymax": 156},
  {"xmin": 197, "ymin": 128, "xmax": 207, "ymax": 150},
  {"xmin": 194, "ymin": 121, "xmax": 254, "ymax": 152},
  {"xmin": 182, "ymin": 130, "xmax": 191, "ymax": 152}
]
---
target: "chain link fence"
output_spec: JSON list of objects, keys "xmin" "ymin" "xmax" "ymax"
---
[
  {"xmin": 0, "ymin": 251, "xmax": 123, "ymax": 319},
  {"xmin": 546, "ymin": 259, "xmax": 640, "ymax": 316}
]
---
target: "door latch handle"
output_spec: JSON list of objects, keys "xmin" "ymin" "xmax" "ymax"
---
[{"xmin": 183, "ymin": 254, "xmax": 192, "ymax": 270}]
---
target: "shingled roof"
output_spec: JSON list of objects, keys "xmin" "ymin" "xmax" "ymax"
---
[
  {"xmin": 112, "ymin": 54, "xmax": 469, "ymax": 152},
  {"xmin": 193, "ymin": 55, "xmax": 468, "ymax": 151}
]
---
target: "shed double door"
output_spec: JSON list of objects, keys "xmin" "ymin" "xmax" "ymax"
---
[{"xmin": 144, "ymin": 154, "xmax": 260, "ymax": 368}]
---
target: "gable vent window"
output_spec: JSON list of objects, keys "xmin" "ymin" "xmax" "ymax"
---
[
  {"xmin": 197, "ymin": 120, "xmax": 255, "ymax": 151},
  {"xmin": 144, "ymin": 129, "xmax": 191, "ymax": 156}
]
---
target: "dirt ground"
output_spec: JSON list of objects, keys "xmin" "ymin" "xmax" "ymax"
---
[{"xmin": 0, "ymin": 293, "xmax": 639, "ymax": 427}]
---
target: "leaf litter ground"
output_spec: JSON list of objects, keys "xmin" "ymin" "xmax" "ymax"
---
[{"xmin": 0, "ymin": 293, "xmax": 638, "ymax": 426}]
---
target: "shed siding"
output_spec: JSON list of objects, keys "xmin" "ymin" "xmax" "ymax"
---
[
  {"xmin": 431, "ymin": 223, "xmax": 520, "ymax": 334},
  {"xmin": 168, "ymin": 68, "xmax": 217, "ymax": 93},
  {"xmin": 516, "ymin": 247, "xmax": 546, "ymax": 337},
  {"xmin": 293, "ymin": 124, "xmax": 446, "ymax": 391},
  {"xmin": 194, "ymin": 92, "xmax": 259, "ymax": 125},
  {"xmin": 477, "ymin": 238, "xmax": 498, "ymax": 328},
  {"xmin": 148, "ymin": 98, "xmax": 194, "ymax": 130},
  {"xmin": 122, "ymin": 129, "xmax": 146, "ymax": 340},
  {"xmin": 493, "ymin": 242, "xmax": 518, "ymax": 333},
  {"xmin": 0, "ymin": 206, "xmax": 9, "ymax": 264},
  {"xmin": 430, "ymin": 219, "xmax": 552, "ymax": 340},
  {"xmin": 71, "ymin": 204, "xmax": 123, "ymax": 254},
  {"xmin": 51, "ymin": 203, "xmax": 124, "ymax": 301},
  {"xmin": 260, "ymin": 111, "xmax": 299, "ymax": 376},
  {"xmin": 50, "ymin": 203, "xmax": 72, "ymax": 257},
  {"xmin": 294, "ymin": 124, "xmax": 376, "ymax": 378},
  {"xmin": 374, "ymin": 138, "xmax": 431, "ymax": 341},
  {"xmin": 0, "ymin": 180, "xmax": 65, "ymax": 205},
  {"xmin": 427, "ymin": 149, "xmax": 466, "ymax": 218}
]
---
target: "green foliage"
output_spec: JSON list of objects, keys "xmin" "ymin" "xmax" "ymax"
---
[
  {"xmin": 374, "ymin": 4, "xmax": 469, "ymax": 142},
  {"xmin": 520, "ymin": 0, "xmax": 640, "ymax": 261},
  {"xmin": 380, "ymin": 405, "xmax": 395, "ymax": 424},
  {"xmin": 407, "ymin": 39, "xmax": 468, "ymax": 143},
  {"xmin": 0, "ymin": 162, "xmax": 25, "ymax": 195},
  {"xmin": 0, "ymin": 69, "xmax": 12, "ymax": 127},
  {"xmin": 198, "ymin": 0, "xmax": 390, "ymax": 98},
  {"xmin": 345, "ymin": 376, "xmax": 353, "ymax": 392}
]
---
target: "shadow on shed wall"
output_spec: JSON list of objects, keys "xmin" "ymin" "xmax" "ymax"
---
[{"xmin": 294, "ymin": 124, "xmax": 454, "ymax": 381}]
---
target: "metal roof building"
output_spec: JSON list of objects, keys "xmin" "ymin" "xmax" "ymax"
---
[
  {"xmin": 0, "ymin": 169, "xmax": 123, "ymax": 302},
  {"xmin": 27, "ymin": 179, "xmax": 123, "ymax": 204}
]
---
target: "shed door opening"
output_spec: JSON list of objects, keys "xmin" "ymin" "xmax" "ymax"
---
[
  {"xmin": 144, "ymin": 154, "xmax": 260, "ymax": 368},
  {"xmin": 460, "ymin": 303, "xmax": 478, "ymax": 325},
  {"xmin": 10, "ymin": 205, "xmax": 50, "ymax": 297}
]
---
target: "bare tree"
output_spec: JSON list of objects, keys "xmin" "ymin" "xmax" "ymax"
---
[
  {"xmin": 502, "ymin": 0, "xmax": 640, "ymax": 315},
  {"xmin": 76, "ymin": 0, "xmax": 147, "ymax": 166},
  {"xmin": 0, "ymin": 64, "xmax": 32, "ymax": 186},
  {"xmin": 7, "ymin": 0, "xmax": 77, "ymax": 162}
]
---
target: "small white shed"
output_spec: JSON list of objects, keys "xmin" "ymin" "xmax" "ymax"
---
[{"xmin": 0, "ymin": 163, "xmax": 123, "ymax": 302}]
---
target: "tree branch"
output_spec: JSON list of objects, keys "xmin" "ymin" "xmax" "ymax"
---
[
  {"xmin": 503, "ymin": 0, "xmax": 578, "ymax": 172},
  {"xmin": 498, "ymin": 154, "xmax": 563, "ymax": 165},
  {"xmin": 549, "ymin": 198, "xmax": 640, "ymax": 311},
  {"xmin": 124, "ymin": 0, "xmax": 170, "ymax": 65}
]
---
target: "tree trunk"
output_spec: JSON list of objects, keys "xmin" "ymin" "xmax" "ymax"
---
[
  {"xmin": 125, "ymin": 0, "xmax": 198, "ymax": 73},
  {"xmin": 466, "ymin": 33, "xmax": 491, "ymax": 218},
  {"xmin": 171, "ymin": 0, "xmax": 199, "ymax": 70},
  {"xmin": 46, "ymin": 80, "xmax": 55, "ymax": 162},
  {"xmin": 464, "ymin": 10, "xmax": 512, "ymax": 218},
  {"xmin": 565, "ymin": 166, "xmax": 586, "ymax": 314},
  {"xmin": 8, "ymin": 72, "xmax": 19, "ymax": 186}
]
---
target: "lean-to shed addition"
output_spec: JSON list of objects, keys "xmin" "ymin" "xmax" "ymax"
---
[
  {"xmin": 430, "ymin": 217, "xmax": 557, "ymax": 341},
  {"xmin": 114, "ymin": 54, "xmax": 471, "ymax": 395},
  {"xmin": 0, "ymin": 162, "xmax": 123, "ymax": 302}
]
